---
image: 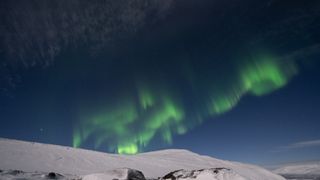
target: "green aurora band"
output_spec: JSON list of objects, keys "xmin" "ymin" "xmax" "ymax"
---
[{"xmin": 73, "ymin": 55, "xmax": 298, "ymax": 154}]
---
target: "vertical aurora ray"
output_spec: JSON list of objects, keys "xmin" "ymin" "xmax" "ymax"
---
[
  {"xmin": 72, "ymin": 129, "xmax": 81, "ymax": 148},
  {"xmin": 73, "ymin": 53, "xmax": 299, "ymax": 154}
]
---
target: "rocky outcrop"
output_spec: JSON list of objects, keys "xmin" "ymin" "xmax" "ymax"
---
[{"xmin": 161, "ymin": 168, "xmax": 246, "ymax": 180}]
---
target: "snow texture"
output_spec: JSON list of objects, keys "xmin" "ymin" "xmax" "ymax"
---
[
  {"xmin": 0, "ymin": 138, "xmax": 285, "ymax": 180},
  {"xmin": 83, "ymin": 168, "xmax": 146, "ymax": 180}
]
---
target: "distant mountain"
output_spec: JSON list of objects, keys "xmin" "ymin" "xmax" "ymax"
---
[
  {"xmin": 273, "ymin": 161, "xmax": 320, "ymax": 180},
  {"xmin": 0, "ymin": 138, "xmax": 284, "ymax": 180}
]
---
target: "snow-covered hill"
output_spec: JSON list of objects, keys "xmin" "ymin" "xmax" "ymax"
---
[
  {"xmin": 273, "ymin": 161, "xmax": 320, "ymax": 180},
  {"xmin": 273, "ymin": 161, "xmax": 320, "ymax": 175},
  {"xmin": 0, "ymin": 138, "xmax": 284, "ymax": 180}
]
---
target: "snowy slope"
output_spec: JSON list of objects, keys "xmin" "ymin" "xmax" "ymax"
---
[
  {"xmin": 82, "ymin": 168, "xmax": 146, "ymax": 180},
  {"xmin": 0, "ymin": 138, "xmax": 284, "ymax": 180},
  {"xmin": 273, "ymin": 161, "xmax": 320, "ymax": 176}
]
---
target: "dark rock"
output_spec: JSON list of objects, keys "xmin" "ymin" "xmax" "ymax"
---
[
  {"xmin": 162, "ymin": 169, "xmax": 183, "ymax": 180},
  {"xmin": 46, "ymin": 172, "xmax": 63, "ymax": 179},
  {"xmin": 161, "ymin": 168, "xmax": 231, "ymax": 180},
  {"xmin": 127, "ymin": 169, "xmax": 146, "ymax": 180},
  {"xmin": 212, "ymin": 168, "xmax": 230, "ymax": 174}
]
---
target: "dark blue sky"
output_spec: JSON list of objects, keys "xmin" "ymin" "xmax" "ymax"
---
[
  {"xmin": 0, "ymin": 0, "xmax": 320, "ymax": 165},
  {"xmin": 170, "ymin": 64, "xmax": 320, "ymax": 165}
]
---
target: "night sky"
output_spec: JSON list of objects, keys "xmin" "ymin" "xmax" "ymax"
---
[{"xmin": 1, "ymin": 0, "xmax": 320, "ymax": 165}]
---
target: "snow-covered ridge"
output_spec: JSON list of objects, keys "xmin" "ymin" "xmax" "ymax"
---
[
  {"xmin": 272, "ymin": 161, "xmax": 320, "ymax": 180},
  {"xmin": 273, "ymin": 161, "xmax": 320, "ymax": 175},
  {"xmin": 0, "ymin": 138, "xmax": 284, "ymax": 180}
]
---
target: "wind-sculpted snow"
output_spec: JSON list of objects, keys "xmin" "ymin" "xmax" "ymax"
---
[{"xmin": 0, "ymin": 138, "xmax": 285, "ymax": 180}]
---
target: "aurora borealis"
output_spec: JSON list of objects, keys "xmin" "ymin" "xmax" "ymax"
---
[
  {"xmin": 1, "ymin": 0, "xmax": 320, "ymax": 164},
  {"xmin": 71, "ymin": 55, "xmax": 300, "ymax": 154}
]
